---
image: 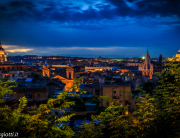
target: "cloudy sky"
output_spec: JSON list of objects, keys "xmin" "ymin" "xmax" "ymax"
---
[{"xmin": 0, "ymin": 0, "xmax": 179, "ymax": 58}]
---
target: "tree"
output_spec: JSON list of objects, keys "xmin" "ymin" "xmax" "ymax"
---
[
  {"xmin": 0, "ymin": 80, "xmax": 76, "ymax": 138},
  {"xmin": 133, "ymin": 61, "xmax": 180, "ymax": 138},
  {"xmin": 137, "ymin": 80, "xmax": 157, "ymax": 96},
  {"xmin": 77, "ymin": 96, "xmax": 136, "ymax": 138},
  {"xmin": 78, "ymin": 61, "xmax": 180, "ymax": 138}
]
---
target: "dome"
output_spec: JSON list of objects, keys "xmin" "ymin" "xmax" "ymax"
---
[
  {"xmin": 67, "ymin": 63, "xmax": 73, "ymax": 66},
  {"xmin": 44, "ymin": 61, "xmax": 49, "ymax": 66},
  {"xmin": 0, "ymin": 42, "xmax": 6, "ymax": 54},
  {"xmin": 175, "ymin": 49, "xmax": 180, "ymax": 58},
  {"xmin": 0, "ymin": 41, "xmax": 7, "ymax": 62}
]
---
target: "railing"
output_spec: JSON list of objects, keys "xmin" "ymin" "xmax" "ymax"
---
[{"xmin": 113, "ymin": 96, "xmax": 119, "ymax": 99}]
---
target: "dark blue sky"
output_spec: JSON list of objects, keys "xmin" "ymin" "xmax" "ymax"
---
[{"xmin": 0, "ymin": 0, "xmax": 180, "ymax": 58}]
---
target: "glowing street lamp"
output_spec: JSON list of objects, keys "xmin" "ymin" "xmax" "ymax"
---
[{"xmin": 142, "ymin": 56, "xmax": 145, "ymax": 60}]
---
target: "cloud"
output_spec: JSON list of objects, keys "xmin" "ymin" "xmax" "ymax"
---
[
  {"xmin": 54, "ymin": 46, "xmax": 114, "ymax": 50},
  {"xmin": 107, "ymin": 0, "xmax": 180, "ymax": 18},
  {"xmin": 3, "ymin": 45, "xmax": 33, "ymax": 53},
  {"xmin": 0, "ymin": 0, "xmax": 179, "ymax": 27}
]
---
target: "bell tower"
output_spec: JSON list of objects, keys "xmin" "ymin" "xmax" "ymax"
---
[
  {"xmin": 42, "ymin": 61, "xmax": 50, "ymax": 77},
  {"xmin": 66, "ymin": 63, "xmax": 74, "ymax": 80}
]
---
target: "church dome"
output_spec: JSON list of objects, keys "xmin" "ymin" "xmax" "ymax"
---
[
  {"xmin": 0, "ymin": 41, "xmax": 7, "ymax": 62},
  {"xmin": 175, "ymin": 50, "xmax": 180, "ymax": 58},
  {"xmin": 44, "ymin": 61, "xmax": 49, "ymax": 66},
  {"xmin": 0, "ymin": 42, "xmax": 6, "ymax": 54},
  {"xmin": 67, "ymin": 63, "xmax": 73, "ymax": 66}
]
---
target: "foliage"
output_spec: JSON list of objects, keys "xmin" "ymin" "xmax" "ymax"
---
[
  {"xmin": 77, "ymin": 97, "xmax": 136, "ymax": 138},
  {"xmin": 137, "ymin": 80, "xmax": 157, "ymax": 96},
  {"xmin": 133, "ymin": 61, "xmax": 180, "ymax": 138},
  {"xmin": 78, "ymin": 61, "xmax": 180, "ymax": 138},
  {"xmin": 0, "ymin": 81, "xmax": 75, "ymax": 138},
  {"xmin": 67, "ymin": 76, "xmax": 86, "ymax": 94}
]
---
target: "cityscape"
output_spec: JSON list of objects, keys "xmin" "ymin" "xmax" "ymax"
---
[{"xmin": 0, "ymin": 0, "xmax": 180, "ymax": 138}]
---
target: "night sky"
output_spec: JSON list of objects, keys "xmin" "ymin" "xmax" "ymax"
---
[{"xmin": 0, "ymin": 0, "xmax": 180, "ymax": 58}]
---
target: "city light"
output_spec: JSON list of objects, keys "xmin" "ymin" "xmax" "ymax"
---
[{"xmin": 142, "ymin": 56, "xmax": 145, "ymax": 60}]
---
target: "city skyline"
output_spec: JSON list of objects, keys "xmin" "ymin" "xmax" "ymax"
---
[{"xmin": 0, "ymin": 0, "xmax": 180, "ymax": 58}]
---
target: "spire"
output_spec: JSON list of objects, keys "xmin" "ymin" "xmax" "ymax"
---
[
  {"xmin": 68, "ymin": 58, "xmax": 71, "ymax": 63},
  {"xmin": 146, "ymin": 46, "xmax": 150, "ymax": 58}
]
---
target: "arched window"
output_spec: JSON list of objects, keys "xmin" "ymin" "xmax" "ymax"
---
[
  {"xmin": 7, "ymin": 67, "xmax": 9, "ymax": 70},
  {"xmin": 17, "ymin": 67, "xmax": 18, "ymax": 70},
  {"xmin": 12, "ymin": 74, "xmax": 15, "ymax": 78},
  {"xmin": 12, "ymin": 67, "xmax": 14, "ymax": 70},
  {"xmin": 2, "ymin": 67, "xmax": 5, "ymax": 71},
  {"xmin": 21, "ymin": 66, "xmax": 23, "ymax": 70}
]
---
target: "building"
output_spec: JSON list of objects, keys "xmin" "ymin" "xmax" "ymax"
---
[
  {"xmin": 175, "ymin": 50, "xmax": 180, "ymax": 58},
  {"xmin": 85, "ymin": 66, "xmax": 113, "ymax": 72},
  {"xmin": 3, "ymin": 78, "xmax": 64, "ymax": 105},
  {"xmin": 100, "ymin": 83, "xmax": 131, "ymax": 108},
  {"xmin": 139, "ymin": 48, "xmax": 153, "ymax": 79},
  {"xmin": 42, "ymin": 61, "xmax": 50, "ymax": 77},
  {"xmin": 159, "ymin": 54, "xmax": 162, "ymax": 63},
  {"xmin": 0, "ymin": 41, "xmax": 7, "ymax": 62},
  {"xmin": 52, "ymin": 63, "xmax": 74, "ymax": 91},
  {"xmin": 0, "ymin": 63, "xmax": 29, "ymax": 79},
  {"xmin": 167, "ymin": 49, "xmax": 180, "ymax": 62}
]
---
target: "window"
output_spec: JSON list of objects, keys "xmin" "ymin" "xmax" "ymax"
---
[
  {"xmin": 37, "ymin": 94, "xmax": 40, "ymax": 98},
  {"xmin": 25, "ymin": 92, "xmax": 32, "ymax": 98},
  {"xmin": 69, "ymin": 72, "xmax": 71, "ymax": 79},
  {"xmin": 113, "ymin": 91, "xmax": 116, "ymax": 96},
  {"xmin": 107, "ymin": 102, "xmax": 109, "ymax": 107},
  {"xmin": 113, "ymin": 91, "xmax": 116, "ymax": 99},
  {"xmin": 3, "ymin": 94, "xmax": 10, "ymax": 98},
  {"xmin": 119, "ymin": 91, "xmax": 122, "ymax": 96},
  {"xmin": 119, "ymin": 101, "xmax": 122, "ymax": 105}
]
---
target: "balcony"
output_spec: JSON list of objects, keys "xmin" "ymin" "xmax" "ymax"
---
[{"xmin": 113, "ymin": 96, "xmax": 119, "ymax": 99}]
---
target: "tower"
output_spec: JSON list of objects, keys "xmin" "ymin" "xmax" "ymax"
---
[
  {"xmin": 42, "ymin": 61, "xmax": 50, "ymax": 77},
  {"xmin": 0, "ymin": 41, "xmax": 7, "ymax": 62},
  {"xmin": 139, "ymin": 48, "xmax": 153, "ymax": 79},
  {"xmin": 159, "ymin": 54, "xmax": 162, "ymax": 63},
  {"xmin": 66, "ymin": 62, "xmax": 74, "ymax": 80}
]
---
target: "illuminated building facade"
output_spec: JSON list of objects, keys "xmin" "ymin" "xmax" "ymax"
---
[
  {"xmin": 0, "ymin": 41, "xmax": 7, "ymax": 62},
  {"xmin": 52, "ymin": 63, "xmax": 74, "ymax": 91},
  {"xmin": 167, "ymin": 49, "xmax": 180, "ymax": 62},
  {"xmin": 139, "ymin": 48, "xmax": 153, "ymax": 79},
  {"xmin": 100, "ymin": 84, "xmax": 131, "ymax": 108},
  {"xmin": 42, "ymin": 61, "xmax": 50, "ymax": 77}
]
